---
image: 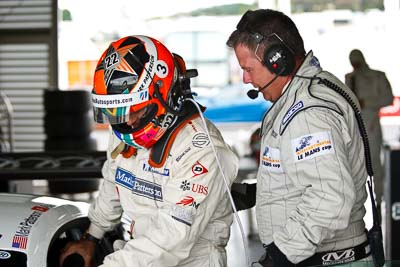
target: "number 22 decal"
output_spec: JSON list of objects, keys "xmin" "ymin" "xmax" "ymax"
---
[{"xmin": 105, "ymin": 52, "xmax": 119, "ymax": 69}]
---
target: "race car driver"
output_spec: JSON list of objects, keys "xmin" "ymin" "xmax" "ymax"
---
[
  {"xmin": 227, "ymin": 9, "xmax": 375, "ymax": 266},
  {"xmin": 60, "ymin": 35, "xmax": 239, "ymax": 267}
]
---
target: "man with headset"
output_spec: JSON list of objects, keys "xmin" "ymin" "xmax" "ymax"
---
[
  {"xmin": 227, "ymin": 9, "xmax": 376, "ymax": 266},
  {"xmin": 59, "ymin": 35, "xmax": 239, "ymax": 267}
]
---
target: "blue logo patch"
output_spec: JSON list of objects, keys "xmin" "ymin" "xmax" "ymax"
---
[
  {"xmin": 262, "ymin": 146, "xmax": 270, "ymax": 157},
  {"xmin": 115, "ymin": 167, "xmax": 136, "ymax": 190},
  {"xmin": 132, "ymin": 178, "xmax": 163, "ymax": 201},
  {"xmin": 282, "ymin": 101, "xmax": 304, "ymax": 125},
  {"xmin": 142, "ymin": 163, "xmax": 170, "ymax": 176},
  {"xmin": 309, "ymin": 56, "xmax": 320, "ymax": 67}
]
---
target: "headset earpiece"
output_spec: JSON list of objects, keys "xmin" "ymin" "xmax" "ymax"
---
[
  {"xmin": 172, "ymin": 53, "xmax": 198, "ymax": 97},
  {"xmin": 263, "ymin": 44, "xmax": 295, "ymax": 76}
]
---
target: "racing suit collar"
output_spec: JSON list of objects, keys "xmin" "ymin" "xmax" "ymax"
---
[
  {"xmin": 295, "ymin": 50, "xmax": 322, "ymax": 79},
  {"xmin": 280, "ymin": 51, "xmax": 322, "ymax": 99}
]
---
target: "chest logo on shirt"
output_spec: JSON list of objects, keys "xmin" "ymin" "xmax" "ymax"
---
[
  {"xmin": 191, "ymin": 161, "xmax": 208, "ymax": 177},
  {"xmin": 180, "ymin": 180, "xmax": 208, "ymax": 196},
  {"xmin": 192, "ymin": 133, "xmax": 210, "ymax": 148},
  {"xmin": 292, "ymin": 131, "xmax": 334, "ymax": 162},
  {"xmin": 115, "ymin": 167, "xmax": 136, "ymax": 190},
  {"xmin": 142, "ymin": 163, "xmax": 170, "ymax": 176},
  {"xmin": 261, "ymin": 146, "xmax": 283, "ymax": 173},
  {"xmin": 282, "ymin": 101, "xmax": 304, "ymax": 126},
  {"xmin": 115, "ymin": 167, "xmax": 163, "ymax": 201},
  {"xmin": 176, "ymin": 196, "xmax": 200, "ymax": 209}
]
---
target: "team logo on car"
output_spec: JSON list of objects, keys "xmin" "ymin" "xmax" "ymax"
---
[
  {"xmin": 191, "ymin": 161, "xmax": 208, "ymax": 177},
  {"xmin": 0, "ymin": 251, "xmax": 11, "ymax": 259},
  {"xmin": 11, "ymin": 206, "xmax": 48, "ymax": 249},
  {"xmin": 31, "ymin": 205, "xmax": 49, "ymax": 212}
]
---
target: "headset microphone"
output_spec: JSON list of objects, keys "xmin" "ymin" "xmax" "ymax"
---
[
  {"xmin": 247, "ymin": 89, "xmax": 259, "ymax": 99},
  {"xmin": 247, "ymin": 73, "xmax": 280, "ymax": 99}
]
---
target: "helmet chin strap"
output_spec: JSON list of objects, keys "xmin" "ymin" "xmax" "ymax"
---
[{"xmin": 153, "ymin": 68, "xmax": 198, "ymax": 117}]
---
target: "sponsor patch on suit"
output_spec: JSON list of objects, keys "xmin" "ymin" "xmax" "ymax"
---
[{"xmin": 292, "ymin": 131, "xmax": 334, "ymax": 162}]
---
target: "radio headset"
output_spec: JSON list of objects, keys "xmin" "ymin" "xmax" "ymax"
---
[
  {"xmin": 295, "ymin": 74, "xmax": 385, "ymax": 267},
  {"xmin": 236, "ymin": 10, "xmax": 296, "ymax": 99}
]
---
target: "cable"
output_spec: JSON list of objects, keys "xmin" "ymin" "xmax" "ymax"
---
[{"xmin": 186, "ymin": 98, "xmax": 251, "ymax": 267}]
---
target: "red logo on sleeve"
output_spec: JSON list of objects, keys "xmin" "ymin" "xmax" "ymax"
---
[{"xmin": 191, "ymin": 161, "xmax": 208, "ymax": 177}]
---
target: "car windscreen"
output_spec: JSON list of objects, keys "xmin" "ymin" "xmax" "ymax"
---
[{"xmin": 0, "ymin": 250, "xmax": 27, "ymax": 267}]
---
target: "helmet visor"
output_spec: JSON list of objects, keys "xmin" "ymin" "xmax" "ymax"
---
[
  {"xmin": 92, "ymin": 90, "xmax": 149, "ymax": 124},
  {"xmin": 93, "ymin": 104, "xmax": 156, "ymax": 126}
]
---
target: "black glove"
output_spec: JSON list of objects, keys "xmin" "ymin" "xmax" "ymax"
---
[
  {"xmin": 230, "ymin": 182, "xmax": 256, "ymax": 211},
  {"xmin": 266, "ymin": 242, "xmax": 295, "ymax": 267},
  {"xmin": 255, "ymin": 251, "xmax": 273, "ymax": 267}
]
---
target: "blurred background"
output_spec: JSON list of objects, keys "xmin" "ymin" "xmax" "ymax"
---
[
  {"xmin": 1, "ymin": 0, "xmax": 400, "ymax": 153},
  {"xmin": 1, "ymin": 0, "xmax": 400, "ymax": 265}
]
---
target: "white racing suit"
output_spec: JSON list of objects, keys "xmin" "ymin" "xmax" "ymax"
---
[
  {"xmin": 256, "ymin": 51, "xmax": 370, "ymax": 264},
  {"xmin": 87, "ymin": 115, "xmax": 239, "ymax": 266}
]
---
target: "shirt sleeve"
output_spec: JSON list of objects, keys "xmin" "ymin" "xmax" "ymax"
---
[
  {"xmin": 88, "ymin": 130, "xmax": 124, "ymax": 239},
  {"xmin": 274, "ymin": 107, "xmax": 356, "ymax": 263}
]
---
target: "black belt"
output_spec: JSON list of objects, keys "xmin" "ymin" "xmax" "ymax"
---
[{"xmin": 297, "ymin": 241, "xmax": 371, "ymax": 267}]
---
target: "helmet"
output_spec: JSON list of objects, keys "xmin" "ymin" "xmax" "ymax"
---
[{"xmin": 92, "ymin": 35, "xmax": 191, "ymax": 149}]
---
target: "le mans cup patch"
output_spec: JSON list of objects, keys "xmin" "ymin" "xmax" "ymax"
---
[
  {"xmin": 261, "ymin": 146, "xmax": 283, "ymax": 173},
  {"xmin": 292, "ymin": 131, "xmax": 334, "ymax": 162}
]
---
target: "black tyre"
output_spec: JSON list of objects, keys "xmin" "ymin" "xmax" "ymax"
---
[
  {"xmin": 44, "ymin": 90, "xmax": 92, "ymax": 114},
  {"xmin": 44, "ymin": 112, "xmax": 94, "ymax": 138},
  {"xmin": 44, "ymin": 136, "xmax": 98, "ymax": 151}
]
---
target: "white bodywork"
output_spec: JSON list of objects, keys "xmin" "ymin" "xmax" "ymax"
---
[{"xmin": 0, "ymin": 193, "xmax": 89, "ymax": 266}]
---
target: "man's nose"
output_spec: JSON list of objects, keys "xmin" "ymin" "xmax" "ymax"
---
[{"xmin": 243, "ymin": 72, "xmax": 251, "ymax": 84}]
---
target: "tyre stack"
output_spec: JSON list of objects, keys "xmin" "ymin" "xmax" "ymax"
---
[{"xmin": 44, "ymin": 90, "xmax": 100, "ymax": 195}]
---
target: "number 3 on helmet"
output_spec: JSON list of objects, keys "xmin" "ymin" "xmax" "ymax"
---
[{"xmin": 91, "ymin": 35, "xmax": 187, "ymax": 149}]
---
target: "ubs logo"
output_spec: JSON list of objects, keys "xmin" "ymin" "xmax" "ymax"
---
[{"xmin": 321, "ymin": 248, "xmax": 355, "ymax": 265}]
